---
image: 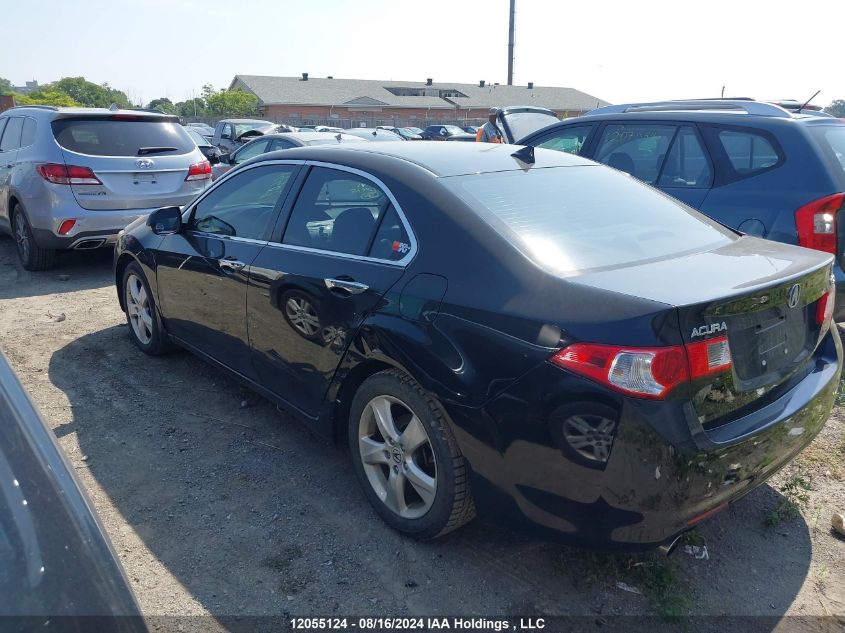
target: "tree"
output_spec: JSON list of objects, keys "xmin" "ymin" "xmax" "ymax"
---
[
  {"xmin": 824, "ymin": 100, "xmax": 845, "ymax": 118},
  {"xmin": 146, "ymin": 97, "xmax": 177, "ymax": 114},
  {"xmin": 14, "ymin": 89, "xmax": 80, "ymax": 107},
  {"xmin": 175, "ymin": 97, "xmax": 208, "ymax": 118},
  {"xmin": 0, "ymin": 77, "xmax": 12, "ymax": 96},
  {"xmin": 205, "ymin": 89, "xmax": 259, "ymax": 117},
  {"xmin": 48, "ymin": 77, "xmax": 131, "ymax": 108}
]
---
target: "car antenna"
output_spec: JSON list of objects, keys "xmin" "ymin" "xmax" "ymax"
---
[
  {"xmin": 511, "ymin": 145, "xmax": 535, "ymax": 165},
  {"xmin": 797, "ymin": 89, "xmax": 821, "ymax": 114}
]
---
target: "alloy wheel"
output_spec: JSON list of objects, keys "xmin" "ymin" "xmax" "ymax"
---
[
  {"xmin": 125, "ymin": 273, "xmax": 153, "ymax": 345},
  {"xmin": 357, "ymin": 395, "xmax": 437, "ymax": 519},
  {"xmin": 13, "ymin": 213, "xmax": 30, "ymax": 264},
  {"xmin": 285, "ymin": 297, "xmax": 320, "ymax": 337},
  {"xmin": 563, "ymin": 413, "xmax": 616, "ymax": 462}
]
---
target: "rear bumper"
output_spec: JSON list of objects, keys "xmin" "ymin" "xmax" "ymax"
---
[
  {"xmin": 30, "ymin": 207, "xmax": 162, "ymax": 251},
  {"xmin": 451, "ymin": 328, "xmax": 842, "ymax": 549}
]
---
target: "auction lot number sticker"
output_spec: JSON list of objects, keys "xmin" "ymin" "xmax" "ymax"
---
[{"xmin": 291, "ymin": 618, "xmax": 543, "ymax": 631}]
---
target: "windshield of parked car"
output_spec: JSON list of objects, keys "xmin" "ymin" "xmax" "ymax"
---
[
  {"xmin": 52, "ymin": 117, "xmax": 194, "ymax": 156},
  {"xmin": 504, "ymin": 110, "xmax": 560, "ymax": 142},
  {"xmin": 234, "ymin": 122, "xmax": 273, "ymax": 137},
  {"xmin": 444, "ymin": 165, "xmax": 734, "ymax": 274}
]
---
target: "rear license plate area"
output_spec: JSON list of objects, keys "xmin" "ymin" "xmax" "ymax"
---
[
  {"xmin": 132, "ymin": 172, "xmax": 158, "ymax": 185},
  {"xmin": 728, "ymin": 307, "xmax": 808, "ymax": 380}
]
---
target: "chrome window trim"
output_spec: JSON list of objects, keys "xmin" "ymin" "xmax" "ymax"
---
[
  {"xmin": 180, "ymin": 158, "xmax": 418, "ymax": 267},
  {"xmin": 270, "ymin": 159, "xmax": 418, "ymax": 267}
]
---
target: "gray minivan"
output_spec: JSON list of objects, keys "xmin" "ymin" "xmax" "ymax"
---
[{"xmin": 0, "ymin": 106, "xmax": 211, "ymax": 270}]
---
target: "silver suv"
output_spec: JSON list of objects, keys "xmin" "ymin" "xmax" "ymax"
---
[{"xmin": 0, "ymin": 106, "xmax": 211, "ymax": 270}]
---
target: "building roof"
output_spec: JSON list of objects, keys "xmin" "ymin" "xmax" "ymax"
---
[{"xmin": 230, "ymin": 75, "xmax": 609, "ymax": 112}]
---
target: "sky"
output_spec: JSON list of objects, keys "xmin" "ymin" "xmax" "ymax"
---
[{"xmin": 2, "ymin": 0, "xmax": 844, "ymax": 108}]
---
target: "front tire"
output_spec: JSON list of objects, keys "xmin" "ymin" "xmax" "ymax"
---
[
  {"xmin": 348, "ymin": 369, "xmax": 476, "ymax": 539},
  {"xmin": 12, "ymin": 205, "xmax": 55, "ymax": 271},
  {"xmin": 122, "ymin": 262, "xmax": 171, "ymax": 355}
]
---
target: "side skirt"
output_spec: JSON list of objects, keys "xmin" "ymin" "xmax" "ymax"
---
[{"xmin": 167, "ymin": 334, "xmax": 336, "ymax": 442}]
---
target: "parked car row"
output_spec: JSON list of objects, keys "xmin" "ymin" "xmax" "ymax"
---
[{"xmin": 2, "ymin": 99, "xmax": 843, "ymax": 553}]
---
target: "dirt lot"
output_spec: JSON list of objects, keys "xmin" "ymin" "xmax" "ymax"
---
[{"xmin": 1, "ymin": 234, "xmax": 844, "ymax": 632}]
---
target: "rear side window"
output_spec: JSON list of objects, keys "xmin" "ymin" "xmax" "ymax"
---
[
  {"xmin": 594, "ymin": 124, "xmax": 676, "ymax": 184},
  {"xmin": 535, "ymin": 125, "xmax": 592, "ymax": 155},
  {"xmin": 0, "ymin": 117, "xmax": 23, "ymax": 151},
  {"xmin": 369, "ymin": 205, "xmax": 412, "ymax": 261},
  {"xmin": 283, "ymin": 167, "xmax": 390, "ymax": 256},
  {"xmin": 51, "ymin": 118, "xmax": 194, "ymax": 157},
  {"xmin": 658, "ymin": 126, "xmax": 713, "ymax": 188},
  {"xmin": 718, "ymin": 130, "xmax": 779, "ymax": 174},
  {"xmin": 20, "ymin": 118, "xmax": 36, "ymax": 148},
  {"xmin": 444, "ymin": 166, "xmax": 734, "ymax": 274},
  {"xmin": 813, "ymin": 126, "xmax": 845, "ymax": 173}
]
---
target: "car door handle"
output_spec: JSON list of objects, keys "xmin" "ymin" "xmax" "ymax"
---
[
  {"xmin": 219, "ymin": 258, "xmax": 246, "ymax": 272},
  {"xmin": 324, "ymin": 278, "xmax": 369, "ymax": 295}
]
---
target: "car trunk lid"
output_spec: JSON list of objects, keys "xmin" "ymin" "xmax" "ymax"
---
[{"xmin": 572, "ymin": 236, "xmax": 834, "ymax": 425}]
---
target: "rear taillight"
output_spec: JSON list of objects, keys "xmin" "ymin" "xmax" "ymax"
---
[
  {"xmin": 550, "ymin": 336, "xmax": 733, "ymax": 400},
  {"xmin": 185, "ymin": 161, "xmax": 212, "ymax": 181},
  {"xmin": 816, "ymin": 284, "xmax": 835, "ymax": 329},
  {"xmin": 37, "ymin": 163, "xmax": 101, "ymax": 185},
  {"xmin": 795, "ymin": 193, "xmax": 845, "ymax": 254}
]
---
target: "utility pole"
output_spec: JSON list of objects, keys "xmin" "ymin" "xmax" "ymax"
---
[{"xmin": 507, "ymin": 0, "xmax": 515, "ymax": 86}]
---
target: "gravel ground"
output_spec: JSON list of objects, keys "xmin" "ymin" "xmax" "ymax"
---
[{"xmin": 0, "ymin": 235, "xmax": 844, "ymax": 632}]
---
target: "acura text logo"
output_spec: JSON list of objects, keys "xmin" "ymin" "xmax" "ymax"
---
[
  {"xmin": 787, "ymin": 284, "xmax": 801, "ymax": 309},
  {"xmin": 136, "ymin": 158, "xmax": 154, "ymax": 169}
]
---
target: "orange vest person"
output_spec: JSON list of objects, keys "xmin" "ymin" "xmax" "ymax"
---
[{"xmin": 476, "ymin": 108, "xmax": 504, "ymax": 143}]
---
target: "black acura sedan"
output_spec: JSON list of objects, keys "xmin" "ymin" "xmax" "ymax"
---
[{"xmin": 114, "ymin": 142, "xmax": 841, "ymax": 549}]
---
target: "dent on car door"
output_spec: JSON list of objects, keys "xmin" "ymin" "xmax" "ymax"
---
[
  {"xmin": 247, "ymin": 165, "xmax": 413, "ymax": 418},
  {"xmin": 154, "ymin": 163, "xmax": 300, "ymax": 378}
]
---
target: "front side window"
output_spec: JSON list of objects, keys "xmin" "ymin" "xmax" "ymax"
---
[
  {"xmin": 658, "ymin": 126, "xmax": 713, "ymax": 188},
  {"xmin": 0, "ymin": 117, "xmax": 23, "ymax": 152},
  {"xmin": 233, "ymin": 139, "xmax": 270, "ymax": 164},
  {"xmin": 535, "ymin": 125, "xmax": 593, "ymax": 155},
  {"xmin": 718, "ymin": 130, "xmax": 779, "ymax": 174},
  {"xmin": 594, "ymin": 124, "xmax": 677, "ymax": 184},
  {"xmin": 283, "ymin": 167, "xmax": 391, "ymax": 256},
  {"xmin": 270, "ymin": 139, "xmax": 297, "ymax": 150},
  {"xmin": 190, "ymin": 164, "xmax": 295, "ymax": 240},
  {"xmin": 444, "ymin": 165, "xmax": 733, "ymax": 275}
]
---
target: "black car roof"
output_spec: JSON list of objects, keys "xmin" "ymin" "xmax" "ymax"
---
[{"xmin": 251, "ymin": 141, "xmax": 593, "ymax": 177}]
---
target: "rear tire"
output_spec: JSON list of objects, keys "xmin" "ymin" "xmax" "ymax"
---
[
  {"xmin": 12, "ymin": 205, "xmax": 55, "ymax": 271},
  {"xmin": 348, "ymin": 369, "xmax": 476, "ymax": 539},
  {"xmin": 122, "ymin": 262, "xmax": 172, "ymax": 355}
]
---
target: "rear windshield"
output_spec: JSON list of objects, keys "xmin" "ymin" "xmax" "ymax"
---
[
  {"xmin": 443, "ymin": 166, "xmax": 734, "ymax": 274},
  {"xmin": 52, "ymin": 117, "xmax": 194, "ymax": 156}
]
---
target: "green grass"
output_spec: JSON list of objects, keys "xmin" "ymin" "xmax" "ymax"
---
[{"xmin": 765, "ymin": 469, "xmax": 812, "ymax": 527}]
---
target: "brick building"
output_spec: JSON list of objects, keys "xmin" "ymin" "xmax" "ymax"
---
[{"xmin": 229, "ymin": 74, "xmax": 608, "ymax": 128}]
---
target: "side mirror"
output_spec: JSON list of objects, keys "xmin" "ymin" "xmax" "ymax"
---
[
  {"xmin": 218, "ymin": 152, "xmax": 230, "ymax": 165},
  {"xmin": 147, "ymin": 206, "xmax": 182, "ymax": 235},
  {"xmin": 208, "ymin": 152, "xmax": 220, "ymax": 165}
]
